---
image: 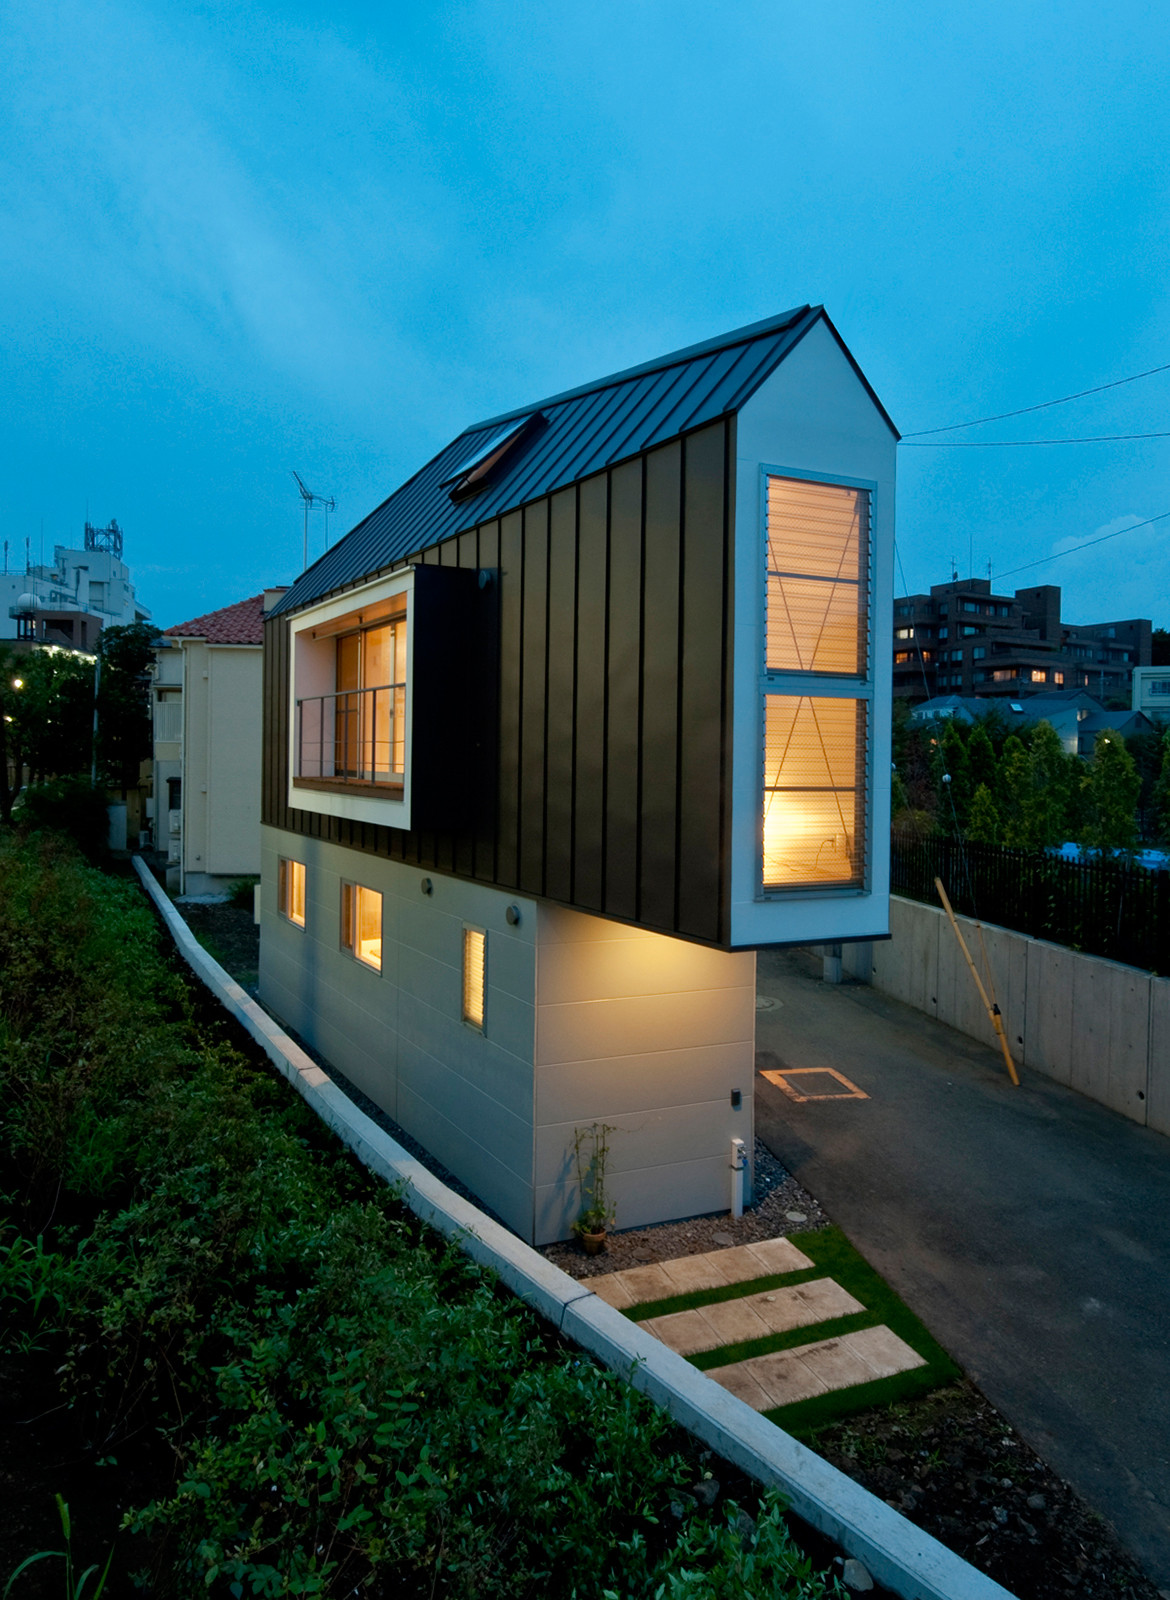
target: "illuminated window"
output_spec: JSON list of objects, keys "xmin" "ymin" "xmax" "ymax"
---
[
  {"xmin": 762, "ymin": 474, "xmax": 871, "ymax": 893},
  {"xmin": 765, "ymin": 476, "xmax": 867, "ymax": 676},
  {"xmin": 763, "ymin": 697, "xmax": 866, "ymax": 887},
  {"xmin": 341, "ymin": 882, "xmax": 382, "ymax": 970},
  {"xmin": 278, "ymin": 858, "xmax": 306, "ymax": 928},
  {"xmin": 462, "ymin": 927, "xmax": 485, "ymax": 1028},
  {"xmin": 1030, "ymin": 669, "xmax": 1046, "ymax": 683},
  {"xmin": 1053, "ymin": 672, "xmax": 1064, "ymax": 685},
  {"xmin": 333, "ymin": 618, "xmax": 408, "ymax": 781}
]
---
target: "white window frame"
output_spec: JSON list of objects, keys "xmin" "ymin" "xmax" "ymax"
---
[
  {"xmin": 340, "ymin": 880, "xmax": 383, "ymax": 972},
  {"xmin": 757, "ymin": 465, "xmax": 876, "ymax": 900},
  {"xmin": 287, "ymin": 568, "xmax": 415, "ymax": 831}
]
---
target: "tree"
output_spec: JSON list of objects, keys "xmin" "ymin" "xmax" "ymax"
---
[
  {"xmin": 1151, "ymin": 730, "xmax": 1170, "ymax": 848},
  {"xmin": 998, "ymin": 734, "xmax": 1030, "ymax": 846},
  {"xmin": 967, "ymin": 721, "xmax": 998, "ymax": 797},
  {"xmin": 95, "ymin": 621, "xmax": 155, "ymax": 786},
  {"xmin": 1151, "ymin": 627, "xmax": 1170, "ymax": 667},
  {"xmin": 966, "ymin": 782, "xmax": 1001, "ymax": 844},
  {"xmin": 936, "ymin": 719, "xmax": 970, "ymax": 833},
  {"xmin": 1081, "ymin": 729, "xmax": 1140, "ymax": 855},
  {"xmin": 11, "ymin": 648, "xmax": 94, "ymax": 784},
  {"xmin": 1022, "ymin": 720, "xmax": 1074, "ymax": 849}
]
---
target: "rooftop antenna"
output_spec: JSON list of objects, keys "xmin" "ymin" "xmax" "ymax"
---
[{"xmin": 292, "ymin": 472, "xmax": 336, "ymax": 570}]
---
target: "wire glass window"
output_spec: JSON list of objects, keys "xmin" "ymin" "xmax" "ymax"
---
[
  {"xmin": 763, "ymin": 697, "xmax": 866, "ymax": 888},
  {"xmin": 765, "ymin": 476, "xmax": 868, "ymax": 676}
]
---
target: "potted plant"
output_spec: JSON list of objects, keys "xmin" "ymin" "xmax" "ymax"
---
[{"xmin": 571, "ymin": 1122, "xmax": 616, "ymax": 1254}]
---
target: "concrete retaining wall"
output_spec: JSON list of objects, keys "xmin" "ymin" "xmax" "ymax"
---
[
  {"xmin": 133, "ymin": 857, "xmax": 1012, "ymax": 1600},
  {"xmin": 842, "ymin": 897, "xmax": 1170, "ymax": 1134}
]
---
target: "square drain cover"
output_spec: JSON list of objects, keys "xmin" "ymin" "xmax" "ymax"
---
[{"xmin": 760, "ymin": 1067, "xmax": 868, "ymax": 1103}]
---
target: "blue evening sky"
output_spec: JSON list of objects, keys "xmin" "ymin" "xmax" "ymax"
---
[{"xmin": 4, "ymin": 0, "xmax": 1170, "ymax": 631}]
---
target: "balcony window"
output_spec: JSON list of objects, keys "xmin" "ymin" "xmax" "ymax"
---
[
  {"xmin": 341, "ymin": 882, "xmax": 382, "ymax": 971},
  {"xmin": 298, "ymin": 612, "xmax": 407, "ymax": 787}
]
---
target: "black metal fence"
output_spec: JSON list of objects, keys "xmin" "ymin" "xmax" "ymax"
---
[{"xmin": 891, "ymin": 835, "xmax": 1170, "ymax": 975}]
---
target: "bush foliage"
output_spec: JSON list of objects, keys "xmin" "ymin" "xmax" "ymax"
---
[{"xmin": 0, "ymin": 837, "xmax": 836, "ymax": 1600}]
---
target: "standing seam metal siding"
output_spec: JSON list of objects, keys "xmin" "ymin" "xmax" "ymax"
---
[{"xmin": 263, "ymin": 418, "xmax": 736, "ymax": 946}]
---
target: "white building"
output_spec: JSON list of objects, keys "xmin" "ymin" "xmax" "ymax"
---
[
  {"xmin": 1132, "ymin": 665, "xmax": 1170, "ymax": 727},
  {"xmin": 3, "ymin": 521, "xmax": 150, "ymax": 649},
  {"xmin": 153, "ymin": 589, "xmax": 287, "ymax": 895}
]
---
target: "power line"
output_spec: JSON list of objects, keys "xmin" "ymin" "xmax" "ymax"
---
[
  {"xmin": 901, "ymin": 429, "xmax": 1170, "ymax": 447},
  {"xmin": 902, "ymin": 359, "xmax": 1170, "ymax": 438},
  {"xmin": 995, "ymin": 508, "xmax": 1170, "ymax": 580}
]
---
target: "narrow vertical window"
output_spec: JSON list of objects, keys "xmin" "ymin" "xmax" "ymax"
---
[
  {"xmin": 278, "ymin": 858, "xmax": 306, "ymax": 927},
  {"xmin": 341, "ymin": 881, "xmax": 382, "ymax": 970},
  {"xmin": 762, "ymin": 474, "xmax": 872, "ymax": 893},
  {"xmin": 462, "ymin": 926, "xmax": 486, "ymax": 1029}
]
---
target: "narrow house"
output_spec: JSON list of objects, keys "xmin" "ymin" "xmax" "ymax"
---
[{"xmin": 259, "ymin": 306, "xmax": 897, "ymax": 1243}]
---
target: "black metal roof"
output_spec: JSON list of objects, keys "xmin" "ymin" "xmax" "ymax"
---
[{"xmin": 272, "ymin": 304, "xmax": 892, "ymax": 618}]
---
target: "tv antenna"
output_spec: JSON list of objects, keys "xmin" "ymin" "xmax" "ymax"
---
[{"xmin": 292, "ymin": 472, "xmax": 336, "ymax": 570}]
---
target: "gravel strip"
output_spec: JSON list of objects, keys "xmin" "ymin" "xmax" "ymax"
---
[{"xmin": 539, "ymin": 1139, "xmax": 829, "ymax": 1280}]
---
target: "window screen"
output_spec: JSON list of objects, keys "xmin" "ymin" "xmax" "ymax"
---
[
  {"xmin": 762, "ymin": 696, "xmax": 867, "ymax": 889},
  {"xmin": 766, "ymin": 476, "xmax": 868, "ymax": 675}
]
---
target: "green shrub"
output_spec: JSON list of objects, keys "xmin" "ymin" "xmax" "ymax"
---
[
  {"xmin": 14, "ymin": 776, "xmax": 112, "ymax": 862},
  {"xmin": 0, "ymin": 838, "xmax": 836, "ymax": 1599},
  {"xmin": 225, "ymin": 876, "xmax": 259, "ymax": 910}
]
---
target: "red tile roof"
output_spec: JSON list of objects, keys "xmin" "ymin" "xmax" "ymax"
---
[{"xmin": 165, "ymin": 594, "xmax": 267, "ymax": 645}]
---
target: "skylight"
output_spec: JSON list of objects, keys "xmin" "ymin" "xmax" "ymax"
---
[{"xmin": 442, "ymin": 413, "xmax": 546, "ymax": 502}]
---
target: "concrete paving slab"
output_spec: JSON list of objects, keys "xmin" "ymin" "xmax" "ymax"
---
[
  {"xmin": 745, "ymin": 1237, "xmax": 815, "ymax": 1275},
  {"xmin": 694, "ymin": 1296, "xmax": 774, "ymax": 1347},
  {"xmin": 795, "ymin": 1337, "xmax": 879, "ymax": 1391},
  {"xmin": 847, "ymin": 1324, "xmax": 928, "ymax": 1380},
  {"xmin": 586, "ymin": 1235, "xmax": 816, "ymax": 1311},
  {"xmin": 649, "ymin": 1309, "xmax": 713, "ymax": 1354},
  {"xmin": 589, "ymin": 1273, "xmax": 636, "ymax": 1310},
  {"xmin": 753, "ymin": 1278, "xmax": 864, "ymax": 1333},
  {"xmin": 749, "ymin": 1347, "xmax": 832, "ymax": 1407},
  {"xmin": 660, "ymin": 1254, "xmax": 738, "ymax": 1294},
  {"xmin": 709, "ymin": 1363, "xmax": 775, "ymax": 1410}
]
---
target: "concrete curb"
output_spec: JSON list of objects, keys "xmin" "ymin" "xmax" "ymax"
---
[{"xmin": 132, "ymin": 857, "xmax": 1015, "ymax": 1600}]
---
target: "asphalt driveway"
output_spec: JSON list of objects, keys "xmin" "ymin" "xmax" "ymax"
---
[{"xmin": 754, "ymin": 948, "xmax": 1170, "ymax": 1588}]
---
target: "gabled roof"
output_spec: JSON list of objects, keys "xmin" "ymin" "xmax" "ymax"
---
[
  {"xmin": 272, "ymin": 305, "xmax": 896, "ymax": 619},
  {"xmin": 165, "ymin": 594, "xmax": 266, "ymax": 645}
]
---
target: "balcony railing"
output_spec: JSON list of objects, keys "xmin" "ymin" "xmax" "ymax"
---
[{"xmin": 296, "ymin": 683, "xmax": 406, "ymax": 785}]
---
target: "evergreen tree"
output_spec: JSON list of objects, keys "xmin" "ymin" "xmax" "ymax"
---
[
  {"xmin": 937, "ymin": 719, "xmax": 970, "ymax": 833},
  {"xmin": 1151, "ymin": 729, "xmax": 1170, "ymax": 848},
  {"xmin": 1023, "ymin": 720, "xmax": 1073, "ymax": 848},
  {"xmin": 966, "ymin": 782, "xmax": 1001, "ymax": 844},
  {"xmin": 967, "ymin": 721, "xmax": 998, "ymax": 797},
  {"xmin": 998, "ymin": 734, "xmax": 1030, "ymax": 846},
  {"xmin": 1082, "ymin": 730, "xmax": 1140, "ymax": 854}
]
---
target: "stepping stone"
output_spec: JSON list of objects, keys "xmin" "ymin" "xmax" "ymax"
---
[
  {"xmin": 709, "ymin": 1326, "xmax": 926, "ymax": 1412},
  {"xmin": 587, "ymin": 1235, "xmax": 814, "ymax": 1309},
  {"xmin": 642, "ymin": 1278, "xmax": 862, "ymax": 1356}
]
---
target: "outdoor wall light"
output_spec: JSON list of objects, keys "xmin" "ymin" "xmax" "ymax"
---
[
  {"xmin": 420, "ymin": 877, "xmax": 433, "ymax": 895},
  {"xmin": 506, "ymin": 905, "xmax": 520, "ymax": 926}
]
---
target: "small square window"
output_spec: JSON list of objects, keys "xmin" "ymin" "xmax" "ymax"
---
[
  {"xmin": 463, "ymin": 927, "xmax": 486, "ymax": 1029},
  {"xmin": 279, "ymin": 858, "xmax": 306, "ymax": 928},
  {"xmin": 341, "ymin": 882, "xmax": 382, "ymax": 970}
]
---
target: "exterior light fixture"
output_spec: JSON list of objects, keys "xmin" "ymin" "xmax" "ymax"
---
[
  {"xmin": 506, "ymin": 905, "xmax": 520, "ymax": 926},
  {"xmin": 421, "ymin": 877, "xmax": 433, "ymax": 895}
]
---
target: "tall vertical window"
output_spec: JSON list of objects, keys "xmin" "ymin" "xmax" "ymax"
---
[
  {"xmin": 278, "ymin": 858, "xmax": 306, "ymax": 928},
  {"xmin": 334, "ymin": 619, "xmax": 408, "ymax": 781},
  {"xmin": 341, "ymin": 882, "xmax": 382, "ymax": 970},
  {"xmin": 762, "ymin": 474, "xmax": 870, "ymax": 891},
  {"xmin": 462, "ymin": 927, "xmax": 486, "ymax": 1029}
]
